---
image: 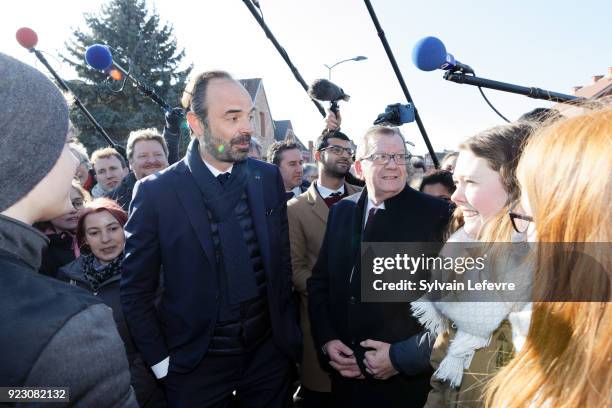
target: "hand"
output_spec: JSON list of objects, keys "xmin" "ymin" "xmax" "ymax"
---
[
  {"xmin": 165, "ymin": 107, "xmax": 184, "ymax": 133},
  {"xmin": 361, "ymin": 339, "xmax": 398, "ymax": 380},
  {"xmin": 324, "ymin": 339, "xmax": 364, "ymax": 379},
  {"xmin": 325, "ymin": 109, "xmax": 342, "ymax": 131}
]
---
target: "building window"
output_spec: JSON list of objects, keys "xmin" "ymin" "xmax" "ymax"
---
[{"xmin": 260, "ymin": 112, "xmax": 266, "ymax": 139}]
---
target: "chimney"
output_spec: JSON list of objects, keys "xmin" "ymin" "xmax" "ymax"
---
[
  {"xmin": 572, "ymin": 86, "xmax": 583, "ymax": 93},
  {"xmin": 592, "ymin": 74, "xmax": 604, "ymax": 83}
]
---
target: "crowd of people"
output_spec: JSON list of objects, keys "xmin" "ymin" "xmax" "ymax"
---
[{"xmin": 1, "ymin": 50, "xmax": 610, "ymax": 408}]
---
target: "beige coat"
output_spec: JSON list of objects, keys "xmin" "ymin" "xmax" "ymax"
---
[{"xmin": 287, "ymin": 181, "xmax": 361, "ymax": 392}]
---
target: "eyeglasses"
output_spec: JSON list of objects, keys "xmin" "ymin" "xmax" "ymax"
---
[
  {"xmin": 361, "ymin": 153, "xmax": 411, "ymax": 165},
  {"xmin": 509, "ymin": 211, "xmax": 534, "ymax": 234},
  {"xmin": 72, "ymin": 198, "xmax": 85, "ymax": 210},
  {"xmin": 320, "ymin": 145, "xmax": 354, "ymax": 157}
]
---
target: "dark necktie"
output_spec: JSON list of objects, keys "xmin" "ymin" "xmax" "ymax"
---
[
  {"xmin": 217, "ymin": 173, "xmax": 230, "ymax": 185},
  {"xmin": 285, "ymin": 191, "xmax": 295, "ymax": 201},
  {"xmin": 364, "ymin": 207, "xmax": 380, "ymax": 232},
  {"xmin": 323, "ymin": 191, "xmax": 345, "ymax": 208}
]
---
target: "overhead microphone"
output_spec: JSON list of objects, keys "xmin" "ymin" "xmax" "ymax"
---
[
  {"xmin": 15, "ymin": 28, "xmax": 126, "ymax": 159},
  {"xmin": 412, "ymin": 36, "xmax": 474, "ymax": 74},
  {"xmin": 85, "ymin": 44, "xmax": 171, "ymax": 111},
  {"xmin": 307, "ymin": 79, "xmax": 350, "ymax": 114},
  {"xmin": 411, "ymin": 35, "xmax": 581, "ymax": 114}
]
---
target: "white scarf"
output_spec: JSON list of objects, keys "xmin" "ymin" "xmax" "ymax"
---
[{"xmin": 411, "ymin": 228, "xmax": 531, "ymax": 388}]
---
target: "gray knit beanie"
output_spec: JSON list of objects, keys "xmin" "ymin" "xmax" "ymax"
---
[{"xmin": 0, "ymin": 53, "xmax": 69, "ymax": 212}]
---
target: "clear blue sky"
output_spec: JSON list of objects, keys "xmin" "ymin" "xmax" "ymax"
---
[{"xmin": 2, "ymin": 0, "xmax": 610, "ymax": 154}]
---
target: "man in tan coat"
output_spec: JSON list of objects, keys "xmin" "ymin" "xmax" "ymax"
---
[{"xmin": 288, "ymin": 121, "xmax": 361, "ymax": 407}]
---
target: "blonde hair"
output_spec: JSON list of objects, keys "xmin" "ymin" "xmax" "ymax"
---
[
  {"xmin": 126, "ymin": 128, "xmax": 168, "ymax": 160},
  {"xmin": 486, "ymin": 106, "xmax": 612, "ymax": 407}
]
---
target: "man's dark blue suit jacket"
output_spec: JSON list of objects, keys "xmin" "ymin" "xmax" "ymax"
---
[{"xmin": 120, "ymin": 157, "xmax": 301, "ymax": 374}]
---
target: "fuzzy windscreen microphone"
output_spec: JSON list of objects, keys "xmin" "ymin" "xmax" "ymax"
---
[{"xmin": 308, "ymin": 79, "xmax": 350, "ymax": 114}]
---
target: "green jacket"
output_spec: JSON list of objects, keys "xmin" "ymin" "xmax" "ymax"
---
[{"xmin": 425, "ymin": 320, "xmax": 514, "ymax": 408}]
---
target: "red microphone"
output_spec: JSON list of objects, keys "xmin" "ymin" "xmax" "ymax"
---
[{"xmin": 16, "ymin": 27, "xmax": 38, "ymax": 49}]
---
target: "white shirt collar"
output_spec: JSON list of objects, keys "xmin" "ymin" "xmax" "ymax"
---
[
  {"xmin": 290, "ymin": 186, "xmax": 302, "ymax": 198},
  {"xmin": 316, "ymin": 181, "xmax": 345, "ymax": 199},
  {"xmin": 203, "ymin": 159, "xmax": 233, "ymax": 178}
]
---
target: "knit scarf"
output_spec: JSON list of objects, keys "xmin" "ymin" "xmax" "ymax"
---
[
  {"xmin": 186, "ymin": 139, "xmax": 259, "ymax": 305},
  {"xmin": 411, "ymin": 228, "xmax": 531, "ymax": 388},
  {"xmin": 82, "ymin": 253, "xmax": 123, "ymax": 292}
]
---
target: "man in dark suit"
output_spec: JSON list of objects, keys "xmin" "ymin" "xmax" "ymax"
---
[
  {"xmin": 307, "ymin": 126, "xmax": 451, "ymax": 408},
  {"xmin": 121, "ymin": 70, "xmax": 301, "ymax": 407},
  {"xmin": 267, "ymin": 141, "xmax": 307, "ymax": 201}
]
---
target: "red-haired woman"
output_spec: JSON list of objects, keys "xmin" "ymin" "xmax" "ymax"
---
[{"xmin": 57, "ymin": 198, "xmax": 165, "ymax": 407}]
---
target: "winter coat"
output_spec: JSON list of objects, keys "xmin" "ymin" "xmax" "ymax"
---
[
  {"xmin": 58, "ymin": 256, "xmax": 166, "ymax": 407},
  {"xmin": 425, "ymin": 320, "xmax": 515, "ymax": 408}
]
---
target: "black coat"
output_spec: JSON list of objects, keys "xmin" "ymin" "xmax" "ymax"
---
[
  {"xmin": 107, "ymin": 172, "xmax": 137, "ymax": 212},
  {"xmin": 307, "ymin": 185, "xmax": 451, "ymax": 407},
  {"xmin": 121, "ymin": 157, "xmax": 302, "ymax": 375},
  {"xmin": 39, "ymin": 231, "xmax": 77, "ymax": 278}
]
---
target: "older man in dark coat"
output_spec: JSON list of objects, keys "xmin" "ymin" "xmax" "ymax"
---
[{"xmin": 308, "ymin": 126, "xmax": 451, "ymax": 408}]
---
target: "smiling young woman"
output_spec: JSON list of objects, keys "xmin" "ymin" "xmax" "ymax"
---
[{"xmin": 486, "ymin": 105, "xmax": 612, "ymax": 408}]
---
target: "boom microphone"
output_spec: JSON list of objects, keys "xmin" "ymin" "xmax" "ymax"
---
[
  {"xmin": 16, "ymin": 27, "xmax": 38, "ymax": 49},
  {"xmin": 85, "ymin": 44, "xmax": 171, "ymax": 111},
  {"xmin": 412, "ymin": 36, "xmax": 474, "ymax": 74},
  {"xmin": 15, "ymin": 28, "xmax": 126, "ymax": 159},
  {"xmin": 308, "ymin": 79, "xmax": 350, "ymax": 114}
]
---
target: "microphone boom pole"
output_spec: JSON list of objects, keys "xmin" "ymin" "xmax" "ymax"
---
[
  {"xmin": 108, "ymin": 62, "xmax": 171, "ymax": 111},
  {"xmin": 241, "ymin": 0, "xmax": 327, "ymax": 117},
  {"xmin": 443, "ymin": 72, "xmax": 582, "ymax": 103},
  {"xmin": 363, "ymin": 0, "xmax": 440, "ymax": 168},
  {"xmin": 29, "ymin": 48, "xmax": 126, "ymax": 159}
]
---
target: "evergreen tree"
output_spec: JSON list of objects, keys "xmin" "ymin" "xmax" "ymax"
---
[{"xmin": 62, "ymin": 0, "xmax": 191, "ymax": 154}]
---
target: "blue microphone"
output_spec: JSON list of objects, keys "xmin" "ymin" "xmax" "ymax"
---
[
  {"xmin": 412, "ymin": 36, "xmax": 474, "ymax": 74},
  {"xmin": 85, "ymin": 44, "xmax": 114, "ymax": 71},
  {"xmin": 85, "ymin": 44, "xmax": 171, "ymax": 111}
]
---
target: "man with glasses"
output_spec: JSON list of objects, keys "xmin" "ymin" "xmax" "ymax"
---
[
  {"xmin": 307, "ymin": 126, "xmax": 452, "ymax": 407},
  {"xmin": 287, "ymin": 128, "xmax": 362, "ymax": 407}
]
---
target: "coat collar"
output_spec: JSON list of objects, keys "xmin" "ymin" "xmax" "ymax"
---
[
  {"xmin": 0, "ymin": 214, "xmax": 47, "ymax": 271},
  {"xmin": 305, "ymin": 181, "xmax": 362, "ymax": 223}
]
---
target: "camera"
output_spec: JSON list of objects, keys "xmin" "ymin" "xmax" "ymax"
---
[{"xmin": 373, "ymin": 103, "xmax": 415, "ymax": 126}]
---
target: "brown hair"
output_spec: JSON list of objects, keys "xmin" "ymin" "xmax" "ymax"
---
[
  {"xmin": 448, "ymin": 122, "xmax": 534, "ymax": 239},
  {"xmin": 91, "ymin": 147, "xmax": 127, "ymax": 169},
  {"xmin": 126, "ymin": 128, "xmax": 168, "ymax": 160},
  {"xmin": 267, "ymin": 141, "xmax": 300, "ymax": 166},
  {"xmin": 181, "ymin": 70, "xmax": 233, "ymax": 123},
  {"xmin": 76, "ymin": 197, "xmax": 128, "ymax": 248},
  {"xmin": 34, "ymin": 180, "xmax": 92, "ymax": 233},
  {"xmin": 486, "ymin": 106, "xmax": 612, "ymax": 408}
]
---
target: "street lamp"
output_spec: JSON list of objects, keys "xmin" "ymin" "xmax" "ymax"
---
[{"xmin": 324, "ymin": 55, "xmax": 367, "ymax": 80}]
